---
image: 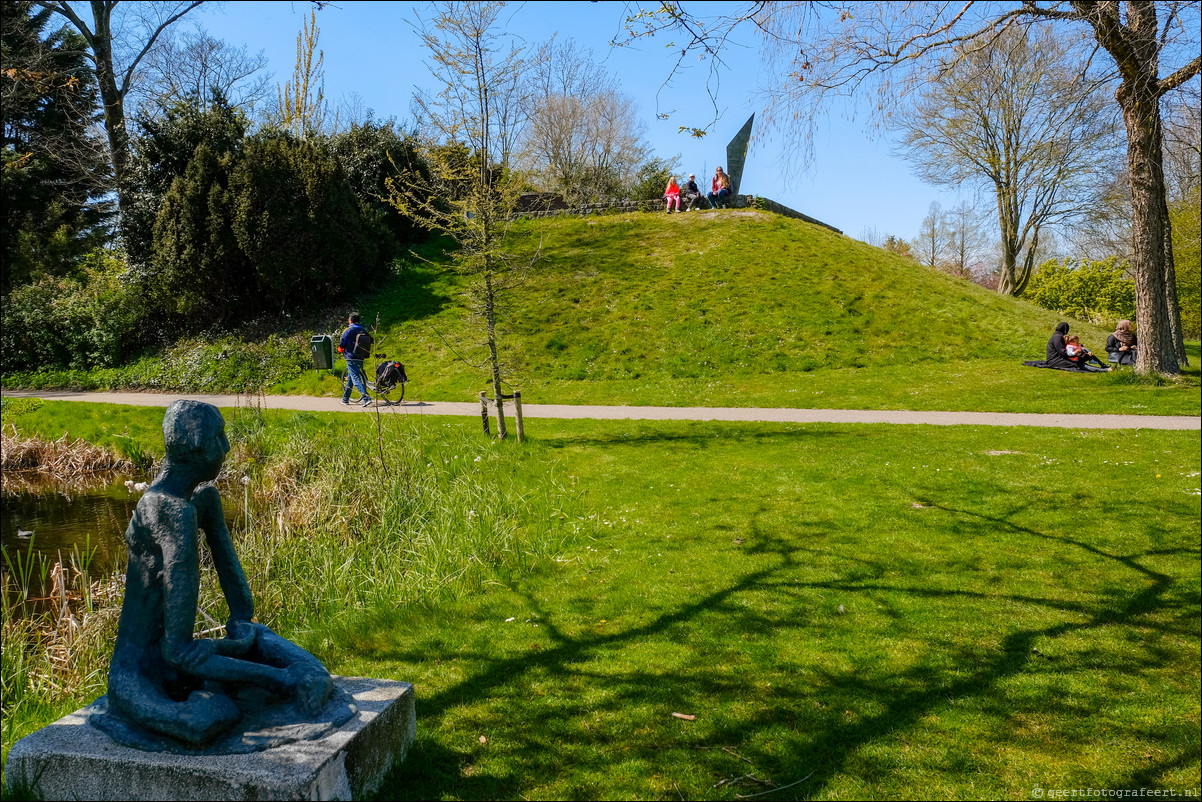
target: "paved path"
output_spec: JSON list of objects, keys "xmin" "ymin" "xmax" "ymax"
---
[{"xmin": 4, "ymin": 390, "xmax": 1198, "ymax": 430}]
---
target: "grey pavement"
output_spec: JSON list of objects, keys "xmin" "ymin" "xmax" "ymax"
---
[{"xmin": 3, "ymin": 390, "xmax": 1198, "ymax": 430}]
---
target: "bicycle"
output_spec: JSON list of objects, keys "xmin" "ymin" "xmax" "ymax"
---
[{"xmin": 365, "ymin": 352, "xmax": 407, "ymax": 405}]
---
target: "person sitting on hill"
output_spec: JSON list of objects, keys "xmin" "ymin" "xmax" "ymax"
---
[
  {"xmin": 664, "ymin": 177, "xmax": 682, "ymax": 213},
  {"xmin": 1106, "ymin": 319, "xmax": 1137, "ymax": 366},
  {"xmin": 707, "ymin": 166, "xmax": 731, "ymax": 209},
  {"xmin": 1065, "ymin": 334, "xmax": 1110, "ymax": 371},
  {"xmin": 1044, "ymin": 322, "xmax": 1077, "ymax": 369},
  {"xmin": 683, "ymin": 173, "xmax": 705, "ymax": 210}
]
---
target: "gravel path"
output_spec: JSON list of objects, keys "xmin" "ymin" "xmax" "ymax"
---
[{"xmin": 4, "ymin": 390, "xmax": 1198, "ymax": 430}]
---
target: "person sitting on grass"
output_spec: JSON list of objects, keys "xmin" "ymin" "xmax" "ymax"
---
[
  {"xmin": 664, "ymin": 177, "xmax": 682, "ymax": 213},
  {"xmin": 1065, "ymin": 334, "xmax": 1110, "ymax": 371},
  {"xmin": 1106, "ymin": 319, "xmax": 1137, "ymax": 367}
]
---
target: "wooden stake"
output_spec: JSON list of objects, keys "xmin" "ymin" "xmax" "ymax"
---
[
  {"xmin": 479, "ymin": 391, "xmax": 490, "ymax": 436},
  {"xmin": 513, "ymin": 391, "xmax": 525, "ymax": 443}
]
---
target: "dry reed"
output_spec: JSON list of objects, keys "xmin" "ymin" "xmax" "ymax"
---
[{"xmin": 1, "ymin": 426, "xmax": 135, "ymax": 476}]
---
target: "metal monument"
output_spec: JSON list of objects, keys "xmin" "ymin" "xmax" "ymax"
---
[{"xmin": 725, "ymin": 113, "xmax": 755, "ymax": 196}]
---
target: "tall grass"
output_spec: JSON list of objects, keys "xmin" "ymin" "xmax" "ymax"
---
[
  {"xmin": 2, "ymin": 408, "xmax": 584, "ymax": 769},
  {"xmin": 218, "ymin": 409, "xmax": 583, "ymax": 634},
  {"xmin": 1, "ymin": 551, "xmax": 120, "ymax": 760}
]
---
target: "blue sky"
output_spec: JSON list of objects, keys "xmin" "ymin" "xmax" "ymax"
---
[{"xmin": 192, "ymin": 1, "xmax": 967, "ymax": 240}]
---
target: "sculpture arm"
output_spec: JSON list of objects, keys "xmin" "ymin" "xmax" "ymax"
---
[
  {"xmin": 192, "ymin": 485, "xmax": 255, "ymax": 624},
  {"xmin": 155, "ymin": 497, "xmax": 213, "ymax": 671}
]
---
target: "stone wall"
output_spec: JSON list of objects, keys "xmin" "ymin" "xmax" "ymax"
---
[{"xmin": 750, "ymin": 197, "xmax": 843, "ymax": 234}]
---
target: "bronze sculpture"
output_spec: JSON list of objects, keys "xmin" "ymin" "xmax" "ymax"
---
[{"xmin": 92, "ymin": 400, "xmax": 347, "ymax": 751}]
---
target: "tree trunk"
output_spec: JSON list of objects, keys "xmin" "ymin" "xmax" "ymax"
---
[
  {"xmin": 1075, "ymin": 0, "xmax": 1182, "ymax": 375},
  {"xmin": 89, "ymin": 2, "xmax": 129, "ymax": 222},
  {"xmin": 994, "ymin": 183, "xmax": 1024, "ymax": 296},
  {"xmin": 1119, "ymin": 82, "xmax": 1179, "ymax": 375},
  {"xmin": 1160, "ymin": 188, "xmax": 1189, "ymax": 365},
  {"xmin": 484, "ymin": 272, "xmax": 507, "ymax": 440}
]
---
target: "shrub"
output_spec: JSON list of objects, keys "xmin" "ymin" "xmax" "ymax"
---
[
  {"xmin": 1027, "ymin": 257, "xmax": 1136, "ymax": 326},
  {"xmin": 0, "ymin": 248, "xmax": 146, "ymax": 371},
  {"xmin": 228, "ymin": 131, "xmax": 378, "ymax": 314},
  {"xmin": 321, "ymin": 121, "xmax": 430, "ymax": 260}
]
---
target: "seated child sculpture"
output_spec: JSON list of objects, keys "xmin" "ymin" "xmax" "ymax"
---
[{"xmin": 102, "ymin": 400, "xmax": 334, "ymax": 747}]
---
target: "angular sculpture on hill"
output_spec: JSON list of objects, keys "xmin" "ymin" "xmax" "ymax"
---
[
  {"xmin": 725, "ymin": 113, "xmax": 754, "ymax": 196},
  {"xmin": 91, "ymin": 400, "xmax": 350, "ymax": 751}
]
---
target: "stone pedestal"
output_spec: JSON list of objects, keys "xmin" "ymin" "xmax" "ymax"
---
[{"xmin": 4, "ymin": 676, "xmax": 415, "ymax": 801}]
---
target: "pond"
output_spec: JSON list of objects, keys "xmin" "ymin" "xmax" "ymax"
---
[{"xmin": 1, "ymin": 472, "xmax": 249, "ymax": 606}]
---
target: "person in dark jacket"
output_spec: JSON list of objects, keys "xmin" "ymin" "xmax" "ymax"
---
[
  {"xmin": 683, "ymin": 173, "xmax": 705, "ymax": 210},
  {"xmin": 1044, "ymin": 322, "xmax": 1077, "ymax": 369},
  {"xmin": 1106, "ymin": 319, "xmax": 1137, "ymax": 366},
  {"xmin": 338, "ymin": 313, "xmax": 372, "ymax": 406},
  {"xmin": 1025, "ymin": 322, "xmax": 1108, "ymax": 372}
]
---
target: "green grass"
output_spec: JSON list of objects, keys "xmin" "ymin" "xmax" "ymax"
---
[
  {"xmin": 330, "ymin": 419, "xmax": 1198, "ymax": 799},
  {"xmin": 342, "ymin": 212, "xmax": 1202, "ymax": 415},
  {"xmin": 11, "ymin": 401, "xmax": 1195, "ymax": 798},
  {"xmin": 4, "ymin": 211, "xmax": 1199, "ymax": 415}
]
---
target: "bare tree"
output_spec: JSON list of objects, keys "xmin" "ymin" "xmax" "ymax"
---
[
  {"xmin": 1068, "ymin": 169, "xmax": 1135, "ymax": 259},
  {"xmin": 897, "ymin": 26, "xmax": 1119, "ymax": 296},
  {"xmin": 32, "ymin": 1, "xmax": 204, "ymax": 220},
  {"xmin": 627, "ymin": 0, "xmax": 1200, "ymax": 373},
  {"xmin": 916, "ymin": 201, "xmax": 952, "ymax": 269},
  {"xmin": 274, "ymin": 9, "xmax": 326, "ymax": 138},
  {"xmin": 945, "ymin": 200, "xmax": 989, "ymax": 279},
  {"xmin": 522, "ymin": 39, "xmax": 649, "ymax": 203},
  {"xmin": 137, "ymin": 23, "xmax": 271, "ymax": 113},
  {"xmin": 386, "ymin": 1, "xmax": 545, "ymax": 440},
  {"xmin": 1162, "ymin": 77, "xmax": 1200, "ymax": 201}
]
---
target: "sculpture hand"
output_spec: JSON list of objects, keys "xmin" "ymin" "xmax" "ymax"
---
[
  {"xmin": 220, "ymin": 618, "xmax": 258, "ymax": 657},
  {"xmin": 172, "ymin": 637, "xmax": 217, "ymax": 673},
  {"xmin": 288, "ymin": 664, "xmax": 334, "ymax": 716}
]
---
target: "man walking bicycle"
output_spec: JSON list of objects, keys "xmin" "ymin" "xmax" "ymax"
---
[{"xmin": 339, "ymin": 313, "xmax": 373, "ymax": 406}]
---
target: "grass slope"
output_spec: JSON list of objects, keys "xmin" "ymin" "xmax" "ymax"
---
[{"xmin": 291, "ymin": 210, "xmax": 1199, "ymax": 415}]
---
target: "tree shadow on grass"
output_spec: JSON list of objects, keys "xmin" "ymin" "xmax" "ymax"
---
[
  {"xmin": 534, "ymin": 424, "xmax": 872, "ymax": 452},
  {"xmin": 361, "ymin": 499, "xmax": 1199, "ymax": 799}
]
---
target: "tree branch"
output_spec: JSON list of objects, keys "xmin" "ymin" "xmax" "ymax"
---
[
  {"xmin": 1159, "ymin": 54, "xmax": 1202, "ymax": 96},
  {"xmin": 119, "ymin": 1, "xmax": 206, "ymax": 98}
]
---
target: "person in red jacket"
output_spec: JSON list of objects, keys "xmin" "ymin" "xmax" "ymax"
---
[
  {"xmin": 707, "ymin": 166, "xmax": 731, "ymax": 209},
  {"xmin": 664, "ymin": 177, "xmax": 682, "ymax": 213}
]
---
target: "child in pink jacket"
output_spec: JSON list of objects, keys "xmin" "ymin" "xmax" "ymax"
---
[{"xmin": 664, "ymin": 177, "xmax": 681, "ymax": 213}]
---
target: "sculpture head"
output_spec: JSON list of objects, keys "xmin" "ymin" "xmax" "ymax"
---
[{"xmin": 162, "ymin": 400, "xmax": 229, "ymax": 483}]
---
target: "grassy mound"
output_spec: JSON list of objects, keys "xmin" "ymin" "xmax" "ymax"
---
[
  {"xmin": 282, "ymin": 209, "xmax": 1197, "ymax": 414},
  {"xmin": 5, "ymin": 208, "xmax": 1197, "ymax": 414}
]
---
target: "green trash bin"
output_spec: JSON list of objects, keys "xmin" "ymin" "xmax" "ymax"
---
[{"xmin": 310, "ymin": 334, "xmax": 335, "ymax": 371}]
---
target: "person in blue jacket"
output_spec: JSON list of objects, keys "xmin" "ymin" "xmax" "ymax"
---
[{"xmin": 338, "ymin": 313, "xmax": 372, "ymax": 406}]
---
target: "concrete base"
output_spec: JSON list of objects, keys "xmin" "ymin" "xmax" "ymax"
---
[{"xmin": 4, "ymin": 676, "xmax": 415, "ymax": 801}]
